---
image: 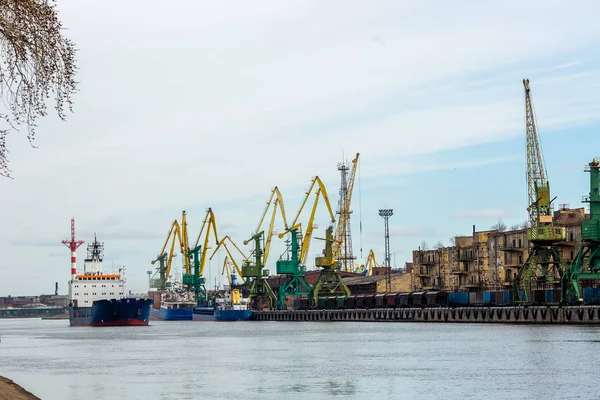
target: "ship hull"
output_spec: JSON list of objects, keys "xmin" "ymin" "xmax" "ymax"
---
[
  {"xmin": 69, "ymin": 298, "xmax": 153, "ymax": 327},
  {"xmin": 149, "ymin": 307, "xmax": 193, "ymax": 321},
  {"xmin": 193, "ymin": 307, "xmax": 253, "ymax": 321}
]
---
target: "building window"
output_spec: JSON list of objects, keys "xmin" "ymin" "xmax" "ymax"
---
[
  {"xmin": 518, "ymin": 239, "xmax": 522, "ymax": 247},
  {"xmin": 571, "ymin": 251, "xmax": 574, "ymax": 260},
  {"xmin": 570, "ymin": 232, "xmax": 574, "ymax": 241}
]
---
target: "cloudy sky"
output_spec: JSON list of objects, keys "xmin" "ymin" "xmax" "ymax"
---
[{"xmin": 1, "ymin": 0, "xmax": 599, "ymax": 296}]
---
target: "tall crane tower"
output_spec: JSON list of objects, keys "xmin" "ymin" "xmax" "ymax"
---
[
  {"xmin": 513, "ymin": 79, "xmax": 566, "ymax": 303},
  {"xmin": 313, "ymin": 153, "xmax": 359, "ymax": 303},
  {"xmin": 336, "ymin": 157, "xmax": 355, "ymax": 272},
  {"xmin": 562, "ymin": 159, "xmax": 600, "ymax": 303}
]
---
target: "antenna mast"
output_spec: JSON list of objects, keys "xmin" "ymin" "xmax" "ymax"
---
[{"xmin": 62, "ymin": 218, "xmax": 85, "ymax": 281}]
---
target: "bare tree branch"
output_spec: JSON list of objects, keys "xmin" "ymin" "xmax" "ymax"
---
[{"xmin": 0, "ymin": 0, "xmax": 78, "ymax": 177}]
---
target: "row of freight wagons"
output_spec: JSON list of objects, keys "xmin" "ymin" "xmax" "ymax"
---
[{"xmin": 294, "ymin": 289, "xmax": 565, "ymax": 310}]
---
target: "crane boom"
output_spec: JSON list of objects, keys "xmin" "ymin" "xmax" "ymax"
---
[
  {"xmin": 333, "ymin": 153, "xmax": 360, "ymax": 262},
  {"xmin": 524, "ymin": 79, "xmax": 549, "ymax": 229},
  {"xmin": 513, "ymin": 79, "xmax": 565, "ymax": 303}
]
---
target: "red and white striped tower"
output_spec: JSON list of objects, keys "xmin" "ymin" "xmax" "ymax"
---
[{"xmin": 62, "ymin": 218, "xmax": 85, "ymax": 281}]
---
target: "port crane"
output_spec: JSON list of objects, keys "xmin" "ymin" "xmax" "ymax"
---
[
  {"xmin": 512, "ymin": 79, "xmax": 566, "ymax": 303},
  {"xmin": 356, "ymin": 249, "xmax": 379, "ymax": 276},
  {"xmin": 276, "ymin": 176, "xmax": 336, "ymax": 309},
  {"xmin": 242, "ymin": 187, "xmax": 289, "ymax": 309},
  {"xmin": 312, "ymin": 152, "xmax": 359, "ymax": 303},
  {"xmin": 221, "ymin": 256, "xmax": 238, "ymax": 288},
  {"xmin": 184, "ymin": 208, "xmax": 220, "ymax": 303},
  {"xmin": 151, "ymin": 211, "xmax": 189, "ymax": 291},
  {"xmin": 209, "ymin": 235, "xmax": 246, "ymax": 281},
  {"xmin": 562, "ymin": 159, "xmax": 600, "ymax": 303}
]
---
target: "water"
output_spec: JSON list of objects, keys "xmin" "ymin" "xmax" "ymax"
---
[{"xmin": 1, "ymin": 318, "xmax": 599, "ymax": 399}]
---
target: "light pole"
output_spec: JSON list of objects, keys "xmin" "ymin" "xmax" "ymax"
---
[{"xmin": 379, "ymin": 209, "xmax": 393, "ymax": 292}]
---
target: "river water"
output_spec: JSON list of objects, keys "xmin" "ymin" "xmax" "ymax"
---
[{"xmin": 0, "ymin": 318, "xmax": 599, "ymax": 399}]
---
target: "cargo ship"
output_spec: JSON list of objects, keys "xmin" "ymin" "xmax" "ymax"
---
[
  {"xmin": 66, "ymin": 229, "xmax": 153, "ymax": 327},
  {"xmin": 193, "ymin": 289, "xmax": 252, "ymax": 321},
  {"xmin": 149, "ymin": 287, "xmax": 195, "ymax": 321}
]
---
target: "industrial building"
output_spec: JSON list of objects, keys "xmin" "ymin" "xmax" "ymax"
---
[{"xmin": 412, "ymin": 206, "xmax": 588, "ymax": 292}]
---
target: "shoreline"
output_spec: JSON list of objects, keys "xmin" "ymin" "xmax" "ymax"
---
[{"xmin": 0, "ymin": 376, "xmax": 40, "ymax": 400}]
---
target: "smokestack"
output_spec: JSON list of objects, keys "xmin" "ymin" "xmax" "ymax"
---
[{"xmin": 55, "ymin": 282, "xmax": 58, "ymax": 296}]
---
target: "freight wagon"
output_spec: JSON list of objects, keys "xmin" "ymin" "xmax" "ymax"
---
[{"xmin": 298, "ymin": 288, "xmax": 581, "ymax": 310}]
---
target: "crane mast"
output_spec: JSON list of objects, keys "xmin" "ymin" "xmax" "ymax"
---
[
  {"xmin": 312, "ymin": 152, "xmax": 359, "ymax": 303},
  {"xmin": 513, "ymin": 79, "xmax": 566, "ymax": 303}
]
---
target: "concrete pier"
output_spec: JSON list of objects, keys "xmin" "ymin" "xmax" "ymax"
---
[{"xmin": 252, "ymin": 306, "xmax": 600, "ymax": 324}]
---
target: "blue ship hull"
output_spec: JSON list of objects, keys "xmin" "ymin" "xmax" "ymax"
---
[
  {"xmin": 69, "ymin": 298, "xmax": 153, "ymax": 326},
  {"xmin": 193, "ymin": 306, "xmax": 253, "ymax": 321},
  {"xmin": 150, "ymin": 306, "xmax": 193, "ymax": 321}
]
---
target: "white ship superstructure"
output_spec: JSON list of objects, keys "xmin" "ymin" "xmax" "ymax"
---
[{"xmin": 68, "ymin": 235, "xmax": 125, "ymax": 308}]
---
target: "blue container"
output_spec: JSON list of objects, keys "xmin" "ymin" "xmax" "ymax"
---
[
  {"xmin": 545, "ymin": 289, "xmax": 554, "ymax": 304},
  {"xmin": 483, "ymin": 291, "xmax": 492, "ymax": 305},
  {"xmin": 503, "ymin": 291, "xmax": 512, "ymax": 305},
  {"xmin": 583, "ymin": 287, "xmax": 593, "ymax": 304},
  {"xmin": 449, "ymin": 292, "xmax": 469, "ymax": 306}
]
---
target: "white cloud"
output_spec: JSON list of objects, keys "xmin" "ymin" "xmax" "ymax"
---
[
  {"xmin": 1, "ymin": 0, "xmax": 600, "ymax": 294},
  {"xmin": 455, "ymin": 209, "xmax": 513, "ymax": 219}
]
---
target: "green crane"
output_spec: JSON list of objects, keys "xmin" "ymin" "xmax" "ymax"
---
[
  {"xmin": 182, "ymin": 208, "xmax": 219, "ymax": 302},
  {"xmin": 562, "ymin": 159, "xmax": 600, "ymax": 303},
  {"xmin": 513, "ymin": 79, "xmax": 566, "ymax": 303},
  {"xmin": 242, "ymin": 187, "xmax": 288, "ymax": 310},
  {"xmin": 242, "ymin": 231, "xmax": 277, "ymax": 309},
  {"xmin": 275, "ymin": 228, "xmax": 311, "ymax": 308},
  {"xmin": 275, "ymin": 176, "xmax": 336, "ymax": 309}
]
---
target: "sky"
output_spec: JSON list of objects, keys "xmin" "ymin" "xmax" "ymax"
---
[{"xmin": 1, "ymin": 0, "xmax": 600, "ymax": 296}]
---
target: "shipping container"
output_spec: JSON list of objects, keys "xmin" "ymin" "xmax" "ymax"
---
[
  {"xmin": 411, "ymin": 292, "xmax": 426, "ymax": 307},
  {"xmin": 502, "ymin": 291, "xmax": 513, "ymax": 305},
  {"xmin": 355, "ymin": 295, "xmax": 365, "ymax": 308},
  {"xmin": 335, "ymin": 296, "xmax": 346, "ymax": 309},
  {"xmin": 449, "ymin": 292, "xmax": 469, "ymax": 306},
  {"xmin": 317, "ymin": 297, "xmax": 328, "ymax": 309},
  {"xmin": 386, "ymin": 293, "xmax": 398, "ymax": 307},
  {"xmin": 398, "ymin": 293, "xmax": 410, "ymax": 307},
  {"xmin": 345, "ymin": 295, "xmax": 356, "ymax": 308},
  {"xmin": 532, "ymin": 289, "xmax": 545, "ymax": 305},
  {"xmin": 364, "ymin": 294, "xmax": 376, "ymax": 308},
  {"xmin": 469, "ymin": 291, "xmax": 483, "ymax": 306},
  {"xmin": 436, "ymin": 291, "xmax": 449, "ymax": 306},
  {"xmin": 297, "ymin": 297, "xmax": 309, "ymax": 310},
  {"xmin": 375, "ymin": 294, "xmax": 386, "ymax": 308},
  {"xmin": 326, "ymin": 297, "xmax": 337, "ymax": 309},
  {"xmin": 425, "ymin": 291, "xmax": 438, "ymax": 306}
]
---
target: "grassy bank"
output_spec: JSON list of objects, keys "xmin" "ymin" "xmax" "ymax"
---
[{"xmin": 0, "ymin": 377, "xmax": 39, "ymax": 400}]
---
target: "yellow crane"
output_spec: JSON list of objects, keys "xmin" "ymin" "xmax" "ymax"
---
[
  {"xmin": 150, "ymin": 211, "xmax": 190, "ymax": 291},
  {"xmin": 184, "ymin": 208, "xmax": 220, "ymax": 302},
  {"xmin": 275, "ymin": 176, "xmax": 336, "ymax": 309},
  {"xmin": 313, "ymin": 153, "xmax": 360, "ymax": 303},
  {"xmin": 221, "ymin": 256, "xmax": 236, "ymax": 287},
  {"xmin": 278, "ymin": 176, "xmax": 336, "ymax": 264},
  {"xmin": 209, "ymin": 235, "xmax": 246, "ymax": 279},
  {"xmin": 242, "ymin": 186, "xmax": 289, "ymax": 309}
]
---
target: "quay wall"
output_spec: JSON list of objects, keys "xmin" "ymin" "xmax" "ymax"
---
[{"xmin": 252, "ymin": 306, "xmax": 600, "ymax": 324}]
